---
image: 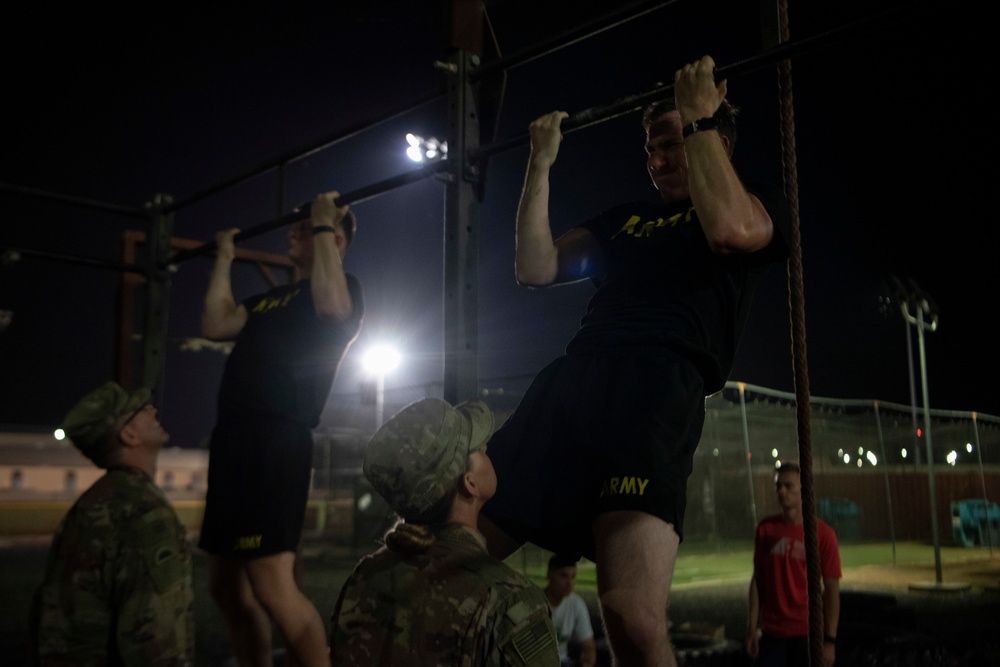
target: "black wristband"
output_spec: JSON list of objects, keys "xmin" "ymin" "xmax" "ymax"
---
[
  {"xmin": 311, "ymin": 225, "xmax": 336, "ymax": 235},
  {"xmin": 682, "ymin": 116, "xmax": 720, "ymax": 138},
  {"xmin": 824, "ymin": 635, "xmax": 837, "ymax": 644}
]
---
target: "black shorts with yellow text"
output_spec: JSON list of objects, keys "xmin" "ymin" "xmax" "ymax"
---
[
  {"xmin": 481, "ymin": 348, "xmax": 705, "ymax": 562},
  {"xmin": 198, "ymin": 408, "xmax": 314, "ymax": 558}
]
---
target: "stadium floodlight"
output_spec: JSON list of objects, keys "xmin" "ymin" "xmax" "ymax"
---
[{"xmin": 405, "ymin": 133, "xmax": 448, "ymax": 163}]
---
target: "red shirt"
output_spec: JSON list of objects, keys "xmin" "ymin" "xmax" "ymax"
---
[{"xmin": 753, "ymin": 515, "xmax": 841, "ymax": 637}]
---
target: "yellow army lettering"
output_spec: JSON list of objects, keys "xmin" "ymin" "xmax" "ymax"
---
[
  {"xmin": 250, "ymin": 289, "xmax": 300, "ymax": 313},
  {"xmin": 234, "ymin": 534, "xmax": 263, "ymax": 550},
  {"xmin": 599, "ymin": 476, "xmax": 650, "ymax": 497},
  {"xmin": 612, "ymin": 206, "xmax": 695, "ymax": 239}
]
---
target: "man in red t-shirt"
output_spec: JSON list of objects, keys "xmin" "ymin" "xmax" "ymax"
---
[{"xmin": 745, "ymin": 462, "xmax": 841, "ymax": 667}]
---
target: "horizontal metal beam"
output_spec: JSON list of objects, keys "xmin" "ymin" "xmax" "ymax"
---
[
  {"xmin": 0, "ymin": 183, "xmax": 147, "ymax": 219},
  {"xmin": 472, "ymin": 1, "xmax": 924, "ymax": 161},
  {"xmin": 165, "ymin": 87, "xmax": 446, "ymax": 213},
  {"xmin": 1, "ymin": 245, "xmax": 145, "ymax": 274},
  {"xmin": 475, "ymin": 0, "xmax": 679, "ymax": 81},
  {"xmin": 166, "ymin": 159, "xmax": 451, "ymax": 265}
]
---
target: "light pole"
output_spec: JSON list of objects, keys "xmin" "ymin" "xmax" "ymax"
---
[
  {"xmin": 895, "ymin": 278, "xmax": 946, "ymax": 585},
  {"xmin": 363, "ymin": 345, "xmax": 401, "ymax": 430}
]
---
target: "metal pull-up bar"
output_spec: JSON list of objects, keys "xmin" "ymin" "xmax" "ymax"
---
[
  {"xmin": 162, "ymin": 88, "xmax": 446, "ymax": 215},
  {"xmin": 164, "ymin": 1, "xmax": 919, "ymax": 268},
  {"xmin": 164, "ymin": 159, "xmax": 451, "ymax": 266},
  {"xmin": 474, "ymin": 0, "xmax": 923, "ymax": 161},
  {"xmin": 0, "ymin": 183, "xmax": 147, "ymax": 219}
]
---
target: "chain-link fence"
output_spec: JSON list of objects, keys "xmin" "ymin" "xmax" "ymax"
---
[{"xmin": 316, "ymin": 378, "xmax": 1000, "ymax": 556}]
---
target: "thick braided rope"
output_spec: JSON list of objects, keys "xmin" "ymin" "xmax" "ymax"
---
[{"xmin": 777, "ymin": 1, "xmax": 825, "ymax": 665}]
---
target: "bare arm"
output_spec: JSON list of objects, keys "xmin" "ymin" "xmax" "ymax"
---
[
  {"xmin": 822, "ymin": 577, "xmax": 840, "ymax": 667},
  {"xmin": 745, "ymin": 573, "xmax": 761, "ymax": 659},
  {"xmin": 579, "ymin": 636, "xmax": 597, "ymax": 667},
  {"xmin": 309, "ymin": 190, "xmax": 354, "ymax": 320},
  {"xmin": 202, "ymin": 228, "xmax": 248, "ymax": 340},
  {"xmin": 515, "ymin": 111, "xmax": 604, "ymax": 286},
  {"xmin": 674, "ymin": 55, "xmax": 774, "ymax": 255}
]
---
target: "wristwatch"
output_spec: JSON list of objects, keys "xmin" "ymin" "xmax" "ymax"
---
[{"xmin": 682, "ymin": 116, "xmax": 721, "ymax": 138}]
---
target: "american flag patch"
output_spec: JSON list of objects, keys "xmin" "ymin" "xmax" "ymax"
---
[{"xmin": 512, "ymin": 621, "xmax": 555, "ymax": 663}]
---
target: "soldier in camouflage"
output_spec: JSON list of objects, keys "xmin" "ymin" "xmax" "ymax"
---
[
  {"xmin": 31, "ymin": 381, "xmax": 195, "ymax": 666},
  {"xmin": 330, "ymin": 397, "xmax": 559, "ymax": 666}
]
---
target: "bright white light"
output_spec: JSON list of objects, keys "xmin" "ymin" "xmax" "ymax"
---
[
  {"xmin": 54, "ymin": 428, "xmax": 65, "ymax": 441},
  {"xmin": 771, "ymin": 448, "xmax": 778, "ymax": 458},
  {"xmin": 843, "ymin": 453, "xmax": 850, "ymax": 464},
  {"xmin": 774, "ymin": 460, "xmax": 782, "ymax": 469},
  {"xmin": 901, "ymin": 448, "xmax": 908, "ymax": 459},
  {"xmin": 363, "ymin": 345, "xmax": 401, "ymax": 375},
  {"xmin": 404, "ymin": 133, "xmax": 448, "ymax": 163},
  {"xmin": 837, "ymin": 448, "xmax": 844, "ymax": 457},
  {"xmin": 357, "ymin": 493, "xmax": 372, "ymax": 511},
  {"xmin": 966, "ymin": 443, "xmax": 973, "ymax": 453},
  {"xmin": 857, "ymin": 447, "xmax": 864, "ymax": 455},
  {"xmin": 866, "ymin": 451, "xmax": 878, "ymax": 466},
  {"xmin": 947, "ymin": 450, "xmax": 958, "ymax": 466}
]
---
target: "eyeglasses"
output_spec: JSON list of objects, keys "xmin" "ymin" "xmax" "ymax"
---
[{"xmin": 120, "ymin": 403, "xmax": 150, "ymax": 430}]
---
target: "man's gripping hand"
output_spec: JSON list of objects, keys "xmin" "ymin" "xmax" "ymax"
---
[
  {"xmin": 527, "ymin": 111, "xmax": 569, "ymax": 170},
  {"xmin": 674, "ymin": 55, "xmax": 727, "ymax": 125},
  {"xmin": 214, "ymin": 228, "xmax": 240, "ymax": 262},
  {"xmin": 311, "ymin": 190, "xmax": 349, "ymax": 230}
]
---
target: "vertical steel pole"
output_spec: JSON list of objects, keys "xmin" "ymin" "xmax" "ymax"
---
[
  {"xmin": 972, "ymin": 413, "xmax": 994, "ymax": 553},
  {"xmin": 375, "ymin": 372, "xmax": 385, "ymax": 430},
  {"xmin": 442, "ymin": 48, "xmax": 481, "ymax": 405},
  {"xmin": 141, "ymin": 193, "xmax": 174, "ymax": 410},
  {"xmin": 873, "ymin": 401, "xmax": 897, "ymax": 565},
  {"xmin": 914, "ymin": 305, "xmax": 942, "ymax": 583},
  {"xmin": 739, "ymin": 383, "xmax": 759, "ymax": 530}
]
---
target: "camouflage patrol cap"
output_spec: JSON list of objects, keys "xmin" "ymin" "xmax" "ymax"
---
[
  {"xmin": 61, "ymin": 381, "xmax": 151, "ymax": 464},
  {"xmin": 363, "ymin": 397, "xmax": 494, "ymax": 520}
]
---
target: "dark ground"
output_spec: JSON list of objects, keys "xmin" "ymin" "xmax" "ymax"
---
[{"xmin": 3, "ymin": 536, "xmax": 998, "ymax": 666}]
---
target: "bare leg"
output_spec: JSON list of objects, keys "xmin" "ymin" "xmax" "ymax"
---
[
  {"xmin": 594, "ymin": 511, "xmax": 679, "ymax": 667},
  {"xmin": 207, "ymin": 555, "xmax": 273, "ymax": 667},
  {"xmin": 478, "ymin": 513, "xmax": 524, "ymax": 560},
  {"xmin": 245, "ymin": 551, "xmax": 330, "ymax": 667},
  {"xmin": 282, "ymin": 550, "xmax": 307, "ymax": 667}
]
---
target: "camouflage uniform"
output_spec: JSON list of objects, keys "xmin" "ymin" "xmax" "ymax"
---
[
  {"xmin": 330, "ymin": 523, "xmax": 558, "ymax": 666},
  {"xmin": 33, "ymin": 466, "xmax": 194, "ymax": 666}
]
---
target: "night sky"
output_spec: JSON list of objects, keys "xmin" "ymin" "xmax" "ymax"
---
[{"xmin": 1, "ymin": 1, "xmax": 996, "ymax": 449}]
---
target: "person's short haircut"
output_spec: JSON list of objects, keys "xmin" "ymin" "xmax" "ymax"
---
[
  {"xmin": 341, "ymin": 209, "xmax": 357, "ymax": 249},
  {"xmin": 642, "ymin": 94, "xmax": 739, "ymax": 157},
  {"xmin": 548, "ymin": 554, "xmax": 579, "ymax": 571},
  {"xmin": 777, "ymin": 461, "xmax": 801, "ymax": 476}
]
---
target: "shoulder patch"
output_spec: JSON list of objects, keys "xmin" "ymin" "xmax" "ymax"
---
[
  {"xmin": 511, "ymin": 619, "xmax": 557, "ymax": 664},
  {"xmin": 505, "ymin": 600, "xmax": 531, "ymax": 625}
]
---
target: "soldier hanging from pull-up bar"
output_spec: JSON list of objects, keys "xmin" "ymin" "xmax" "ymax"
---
[
  {"xmin": 198, "ymin": 190, "xmax": 365, "ymax": 667},
  {"xmin": 479, "ymin": 55, "xmax": 792, "ymax": 667}
]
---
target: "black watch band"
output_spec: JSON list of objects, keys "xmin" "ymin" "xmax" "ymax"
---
[{"xmin": 682, "ymin": 116, "xmax": 720, "ymax": 138}]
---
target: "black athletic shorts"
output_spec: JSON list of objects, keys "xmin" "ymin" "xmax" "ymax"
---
[
  {"xmin": 198, "ymin": 408, "xmax": 314, "ymax": 558},
  {"xmin": 481, "ymin": 348, "xmax": 706, "ymax": 562}
]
